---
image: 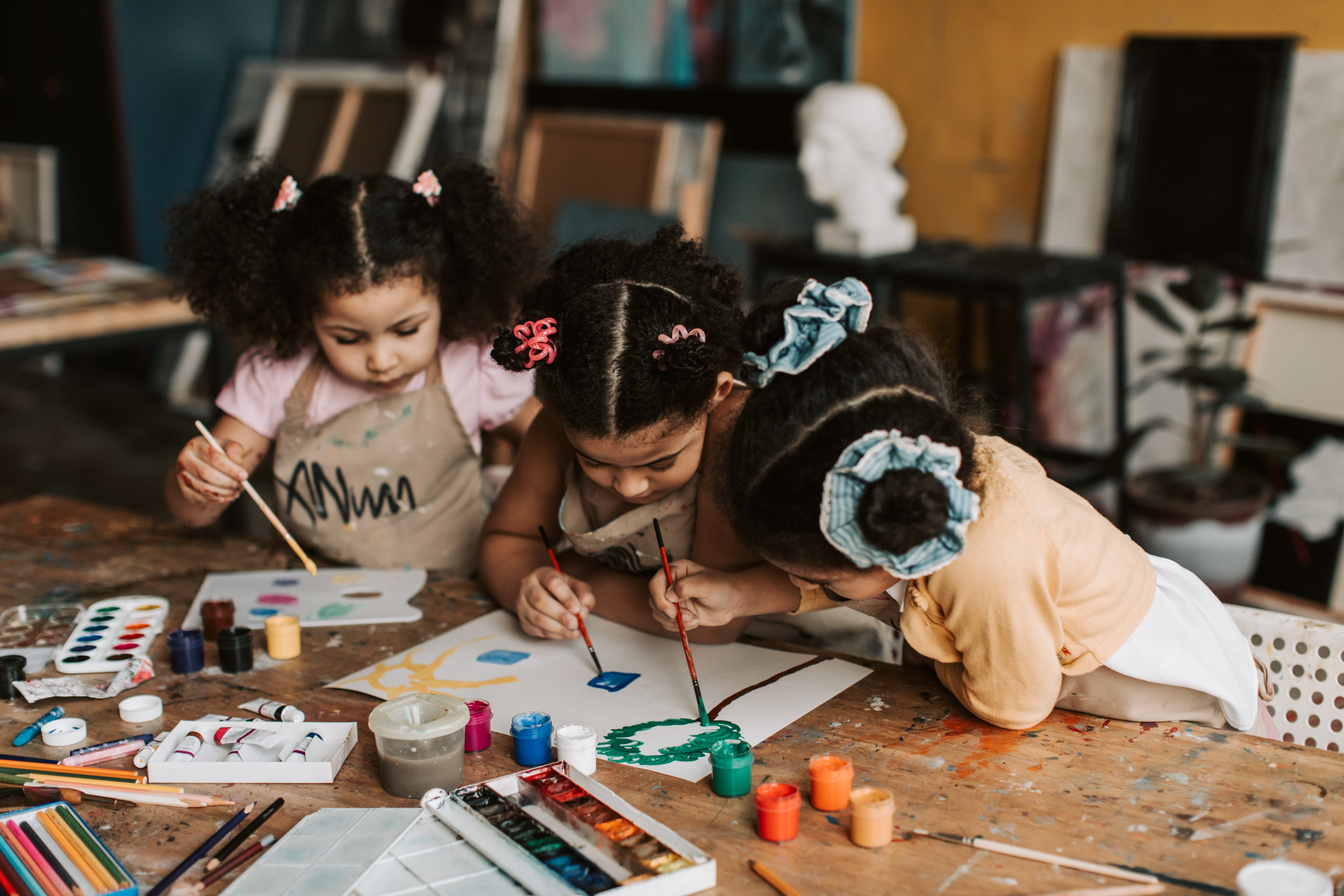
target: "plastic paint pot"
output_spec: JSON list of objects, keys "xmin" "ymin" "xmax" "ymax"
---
[
  {"xmin": 1236, "ymin": 859, "xmax": 1333, "ymax": 896},
  {"xmin": 708, "ymin": 739, "xmax": 753, "ymax": 797},
  {"xmin": 754, "ymin": 782, "xmax": 801, "ymax": 842},
  {"xmin": 510, "ymin": 711, "xmax": 553, "ymax": 767},
  {"xmin": 808, "ymin": 754, "xmax": 854, "ymax": 811},
  {"xmin": 216, "ymin": 626, "xmax": 254, "ymax": 673},
  {"xmin": 464, "ymin": 700, "xmax": 492, "ymax": 753},
  {"xmin": 369, "ymin": 693, "xmax": 469, "ymax": 799},
  {"xmin": 848, "ymin": 786, "xmax": 895, "ymax": 848},
  {"xmin": 265, "ymin": 614, "xmax": 301, "ymax": 660},
  {"xmin": 166, "ymin": 628, "xmax": 205, "ymax": 674},
  {"xmin": 554, "ymin": 723, "xmax": 598, "ymax": 775},
  {"xmin": 0, "ymin": 655, "xmax": 26, "ymax": 700},
  {"xmin": 199, "ymin": 599, "xmax": 235, "ymax": 642}
]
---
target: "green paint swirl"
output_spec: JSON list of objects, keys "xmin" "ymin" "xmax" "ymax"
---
[{"xmin": 598, "ymin": 718, "xmax": 742, "ymax": 766}]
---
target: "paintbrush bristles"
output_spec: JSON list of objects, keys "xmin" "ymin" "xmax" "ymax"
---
[{"xmin": 193, "ymin": 420, "xmax": 317, "ymax": 575}]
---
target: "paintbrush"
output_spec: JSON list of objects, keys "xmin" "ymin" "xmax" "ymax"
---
[
  {"xmin": 193, "ymin": 420, "xmax": 317, "ymax": 575},
  {"xmin": 905, "ymin": 829, "xmax": 1160, "ymax": 885},
  {"xmin": 653, "ymin": 518, "xmax": 710, "ymax": 726},
  {"xmin": 537, "ymin": 526, "xmax": 603, "ymax": 676}
]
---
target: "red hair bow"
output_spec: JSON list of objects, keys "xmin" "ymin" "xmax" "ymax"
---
[{"xmin": 513, "ymin": 318, "xmax": 558, "ymax": 369}]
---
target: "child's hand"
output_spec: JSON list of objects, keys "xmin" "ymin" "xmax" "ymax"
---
[
  {"xmin": 516, "ymin": 567, "xmax": 597, "ymax": 639},
  {"xmin": 173, "ymin": 435, "xmax": 250, "ymax": 506},
  {"xmin": 648, "ymin": 559, "xmax": 745, "ymax": 632}
]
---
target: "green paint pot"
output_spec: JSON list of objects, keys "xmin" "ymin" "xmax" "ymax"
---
[{"xmin": 708, "ymin": 738, "xmax": 753, "ymax": 797}]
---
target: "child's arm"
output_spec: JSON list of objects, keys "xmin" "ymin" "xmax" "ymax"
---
[
  {"xmin": 479, "ymin": 411, "xmax": 706, "ymax": 641},
  {"xmin": 164, "ymin": 414, "xmax": 271, "ymax": 527}
]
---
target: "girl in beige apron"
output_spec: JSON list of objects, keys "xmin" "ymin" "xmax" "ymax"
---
[{"xmin": 272, "ymin": 354, "xmax": 485, "ymax": 575}]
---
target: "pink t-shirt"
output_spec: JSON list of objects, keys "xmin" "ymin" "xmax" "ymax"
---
[{"xmin": 216, "ymin": 339, "xmax": 533, "ymax": 454}]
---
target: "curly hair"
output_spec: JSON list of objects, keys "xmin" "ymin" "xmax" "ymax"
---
[
  {"xmin": 491, "ymin": 224, "xmax": 744, "ymax": 437},
  {"xmin": 164, "ymin": 159, "xmax": 540, "ymax": 357},
  {"xmin": 726, "ymin": 290, "xmax": 984, "ymax": 571}
]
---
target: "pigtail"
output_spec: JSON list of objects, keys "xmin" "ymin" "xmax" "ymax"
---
[
  {"xmin": 164, "ymin": 164, "xmax": 301, "ymax": 352},
  {"xmin": 655, "ymin": 335, "xmax": 715, "ymax": 379}
]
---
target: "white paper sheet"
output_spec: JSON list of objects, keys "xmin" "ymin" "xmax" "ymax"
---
[
  {"xmin": 327, "ymin": 610, "xmax": 871, "ymax": 782},
  {"xmin": 183, "ymin": 568, "xmax": 426, "ymax": 630}
]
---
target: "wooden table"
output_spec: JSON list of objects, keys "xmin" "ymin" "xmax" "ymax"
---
[{"xmin": 1, "ymin": 496, "xmax": 1340, "ymax": 896}]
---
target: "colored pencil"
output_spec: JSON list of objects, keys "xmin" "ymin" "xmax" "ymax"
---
[
  {"xmin": 1035, "ymin": 886, "xmax": 1165, "ymax": 896},
  {"xmin": 50, "ymin": 806, "xmax": 125, "ymax": 891},
  {"xmin": 34, "ymin": 812, "xmax": 109, "ymax": 895},
  {"xmin": 16, "ymin": 823, "xmax": 76, "ymax": 896},
  {"xmin": 204, "ymin": 797, "xmax": 283, "ymax": 871},
  {"xmin": 749, "ymin": 859, "xmax": 803, "ymax": 896},
  {"xmin": 537, "ymin": 526, "xmax": 603, "ymax": 676},
  {"xmin": 652, "ymin": 518, "xmax": 710, "ymax": 726},
  {"xmin": 67, "ymin": 734, "xmax": 153, "ymax": 759},
  {"xmin": 911, "ymin": 830, "xmax": 1160, "ymax": 885},
  {"xmin": 57, "ymin": 742, "xmax": 143, "ymax": 768},
  {"xmin": 196, "ymin": 834, "xmax": 273, "ymax": 890},
  {"xmin": 0, "ymin": 829, "xmax": 43, "ymax": 896},
  {"xmin": 145, "ymin": 800, "xmax": 255, "ymax": 896},
  {"xmin": 0, "ymin": 857, "xmax": 21, "ymax": 896},
  {"xmin": 0, "ymin": 764, "xmax": 140, "ymax": 782},
  {"xmin": 194, "ymin": 421, "xmax": 317, "ymax": 575},
  {"xmin": 0, "ymin": 757, "xmax": 56, "ymax": 767},
  {"xmin": 0, "ymin": 824, "xmax": 56, "ymax": 896}
]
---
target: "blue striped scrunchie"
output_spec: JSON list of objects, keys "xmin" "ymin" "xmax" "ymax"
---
[
  {"xmin": 742, "ymin": 277, "xmax": 872, "ymax": 388},
  {"xmin": 820, "ymin": 429, "xmax": 980, "ymax": 578}
]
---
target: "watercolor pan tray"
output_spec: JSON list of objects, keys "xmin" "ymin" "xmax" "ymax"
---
[
  {"xmin": 147, "ymin": 721, "xmax": 357, "ymax": 784},
  {"xmin": 53, "ymin": 596, "xmax": 168, "ymax": 674},
  {"xmin": 422, "ymin": 762, "xmax": 715, "ymax": 896},
  {"xmin": 0, "ymin": 603, "xmax": 83, "ymax": 673}
]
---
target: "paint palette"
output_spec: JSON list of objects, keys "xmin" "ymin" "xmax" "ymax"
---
[
  {"xmin": 54, "ymin": 596, "xmax": 169, "ymax": 673},
  {"xmin": 425, "ymin": 762, "xmax": 714, "ymax": 895},
  {"xmin": 0, "ymin": 604, "xmax": 83, "ymax": 673},
  {"xmin": 182, "ymin": 568, "xmax": 426, "ymax": 630}
]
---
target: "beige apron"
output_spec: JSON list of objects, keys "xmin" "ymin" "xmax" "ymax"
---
[
  {"xmin": 271, "ymin": 354, "xmax": 485, "ymax": 574},
  {"xmin": 558, "ymin": 470, "xmax": 698, "ymax": 574}
]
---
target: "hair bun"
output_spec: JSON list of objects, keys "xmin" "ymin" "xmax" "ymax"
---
[
  {"xmin": 657, "ymin": 334, "xmax": 713, "ymax": 378},
  {"xmin": 856, "ymin": 468, "xmax": 949, "ymax": 557},
  {"xmin": 491, "ymin": 325, "xmax": 536, "ymax": 372}
]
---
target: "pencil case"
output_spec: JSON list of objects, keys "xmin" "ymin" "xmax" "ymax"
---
[{"xmin": 0, "ymin": 801, "xmax": 138, "ymax": 895}]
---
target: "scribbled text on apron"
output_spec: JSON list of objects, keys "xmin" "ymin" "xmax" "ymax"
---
[{"xmin": 281, "ymin": 461, "xmax": 416, "ymax": 526}]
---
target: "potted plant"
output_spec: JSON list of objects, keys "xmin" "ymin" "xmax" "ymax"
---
[{"xmin": 1123, "ymin": 264, "xmax": 1295, "ymax": 599}]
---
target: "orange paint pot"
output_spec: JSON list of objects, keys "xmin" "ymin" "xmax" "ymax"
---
[
  {"xmin": 848, "ymin": 786, "xmax": 894, "ymax": 848},
  {"xmin": 808, "ymin": 754, "xmax": 854, "ymax": 811},
  {"xmin": 755, "ymin": 782, "xmax": 801, "ymax": 843}
]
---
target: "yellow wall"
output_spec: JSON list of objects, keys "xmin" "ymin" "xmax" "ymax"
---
[{"xmin": 857, "ymin": 1, "xmax": 1344, "ymax": 246}]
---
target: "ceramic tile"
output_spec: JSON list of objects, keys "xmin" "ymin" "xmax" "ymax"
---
[
  {"xmin": 296, "ymin": 807, "xmax": 367, "ymax": 838},
  {"xmin": 291, "ymin": 863, "xmax": 366, "ymax": 893},
  {"xmin": 263, "ymin": 832, "xmax": 343, "ymax": 866},
  {"xmin": 350, "ymin": 807, "xmax": 422, "ymax": 839},
  {"xmin": 389, "ymin": 815, "xmax": 462, "ymax": 854},
  {"xmin": 397, "ymin": 840, "xmax": 493, "ymax": 884},
  {"xmin": 432, "ymin": 869, "xmax": 530, "ymax": 896},
  {"xmin": 352, "ymin": 857, "xmax": 427, "ymax": 895}
]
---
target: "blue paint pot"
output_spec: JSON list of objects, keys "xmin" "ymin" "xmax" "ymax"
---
[
  {"xmin": 510, "ymin": 711, "xmax": 553, "ymax": 766},
  {"xmin": 166, "ymin": 628, "xmax": 205, "ymax": 674}
]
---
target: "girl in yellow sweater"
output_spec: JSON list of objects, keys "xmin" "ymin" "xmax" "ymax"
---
[{"xmin": 653, "ymin": 278, "xmax": 1273, "ymax": 734}]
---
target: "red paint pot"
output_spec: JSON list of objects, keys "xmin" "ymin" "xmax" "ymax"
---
[
  {"xmin": 464, "ymin": 700, "xmax": 492, "ymax": 752},
  {"xmin": 755, "ymin": 782, "xmax": 801, "ymax": 842}
]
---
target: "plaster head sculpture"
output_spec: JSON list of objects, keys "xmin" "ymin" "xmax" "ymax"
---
[{"xmin": 798, "ymin": 82, "xmax": 917, "ymax": 256}]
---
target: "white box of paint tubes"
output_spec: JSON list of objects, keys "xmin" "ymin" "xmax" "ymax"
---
[{"xmin": 146, "ymin": 721, "xmax": 357, "ymax": 784}]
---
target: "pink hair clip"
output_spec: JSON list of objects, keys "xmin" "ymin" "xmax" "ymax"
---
[
  {"xmin": 513, "ymin": 317, "xmax": 558, "ymax": 369},
  {"xmin": 272, "ymin": 176, "xmax": 302, "ymax": 212},
  {"xmin": 652, "ymin": 324, "xmax": 706, "ymax": 369},
  {"xmin": 413, "ymin": 170, "xmax": 442, "ymax": 207}
]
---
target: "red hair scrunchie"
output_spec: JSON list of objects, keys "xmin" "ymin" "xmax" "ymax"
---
[{"xmin": 513, "ymin": 318, "xmax": 558, "ymax": 369}]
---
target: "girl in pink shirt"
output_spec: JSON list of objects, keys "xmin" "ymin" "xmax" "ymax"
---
[{"xmin": 164, "ymin": 161, "xmax": 540, "ymax": 574}]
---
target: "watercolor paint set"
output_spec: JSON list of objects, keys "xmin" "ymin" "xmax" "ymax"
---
[
  {"xmin": 424, "ymin": 762, "xmax": 714, "ymax": 896},
  {"xmin": 0, "ymin": 802, "xmax": 137, "ymax": 895},
  {"xmin": 147, "ymin": 721, "xmax": 357, "ymax": 784},
  {"xmin": 53, "ymin": 596, "xmax": 168, "ymax": 673},
  {"xmin": 0, "ymin": 603, "xmax": 83, "ymax": 673}
]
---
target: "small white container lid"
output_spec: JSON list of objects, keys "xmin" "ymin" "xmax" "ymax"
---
[
  {"xmin": 119, "ymin": 694, "xmax": 164, "ymax": 722},
  {"xmin": 41, "ymin": 718, "xmax": 87, "ymax": 746},
  {"xmin": 1237, "ymin": 859, "xmax": 1333, "ymax": 896}
]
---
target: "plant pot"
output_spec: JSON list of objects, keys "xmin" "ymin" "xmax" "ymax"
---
[{"xmin": 1124, "ymin": 467, "xmax": 1275, "ymax": 601}]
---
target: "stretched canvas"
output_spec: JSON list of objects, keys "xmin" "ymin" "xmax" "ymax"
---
[{"xmin": 328, "ymin": 610, "xmax": 871, "ymax": 782}]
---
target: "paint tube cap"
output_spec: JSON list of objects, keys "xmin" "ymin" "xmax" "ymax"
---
[
  {"xmin": 41, "ymin": 717, "xmax": 87, "ymax": 746},
  {"xmin": 1237, "ymin": 859, "xmax": 1332, "ymax": 896},
  {"xmin": 119, "ymin": 694, "xmax": 164, "ymax": 722}
]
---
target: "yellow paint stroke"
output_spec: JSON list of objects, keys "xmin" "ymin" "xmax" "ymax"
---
[
  {"xmin": 336, "ymin": 634, "xmax": 518, "ymax": 699},
  {"xmin": 329, "ymin": 571, "xmax": 365, "ymax": 585}
]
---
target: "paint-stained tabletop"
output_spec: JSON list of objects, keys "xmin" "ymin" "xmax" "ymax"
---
[{"xmin": 1, "ymin": 495, "xmax": 1340, "ymax": 895}]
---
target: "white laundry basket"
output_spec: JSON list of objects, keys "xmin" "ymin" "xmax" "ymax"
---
[{"xmin": 1225, "ymin": 604, "xmax": 1344, "ymax": 751}]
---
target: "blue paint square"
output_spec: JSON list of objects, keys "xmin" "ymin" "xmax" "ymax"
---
[
  {"xmin": 587, "ymin": 671, "xmax": 640, "ymax": 692},
  {"xmin": 476, "ymin": 649, "xmax": 529, "ymax": 665}
]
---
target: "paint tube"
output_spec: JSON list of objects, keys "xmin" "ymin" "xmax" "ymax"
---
[
  {"xmin": 134, "ymin": 731, "xmax": 169, "ymax": 767},
  {"xmin": 283, "ymin": 731, "xmax": 323, "ymax": 763},
  {"xmin": 238, "ymin": 698, "xmax": 305, "ymax": 723},
  {"xmin": 168, "ymin": 728, "xmax": 212, "ymax": 762},
  {"xmin": 213, "ymin": 726, "xmax": 283, "ymax": 748}
]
